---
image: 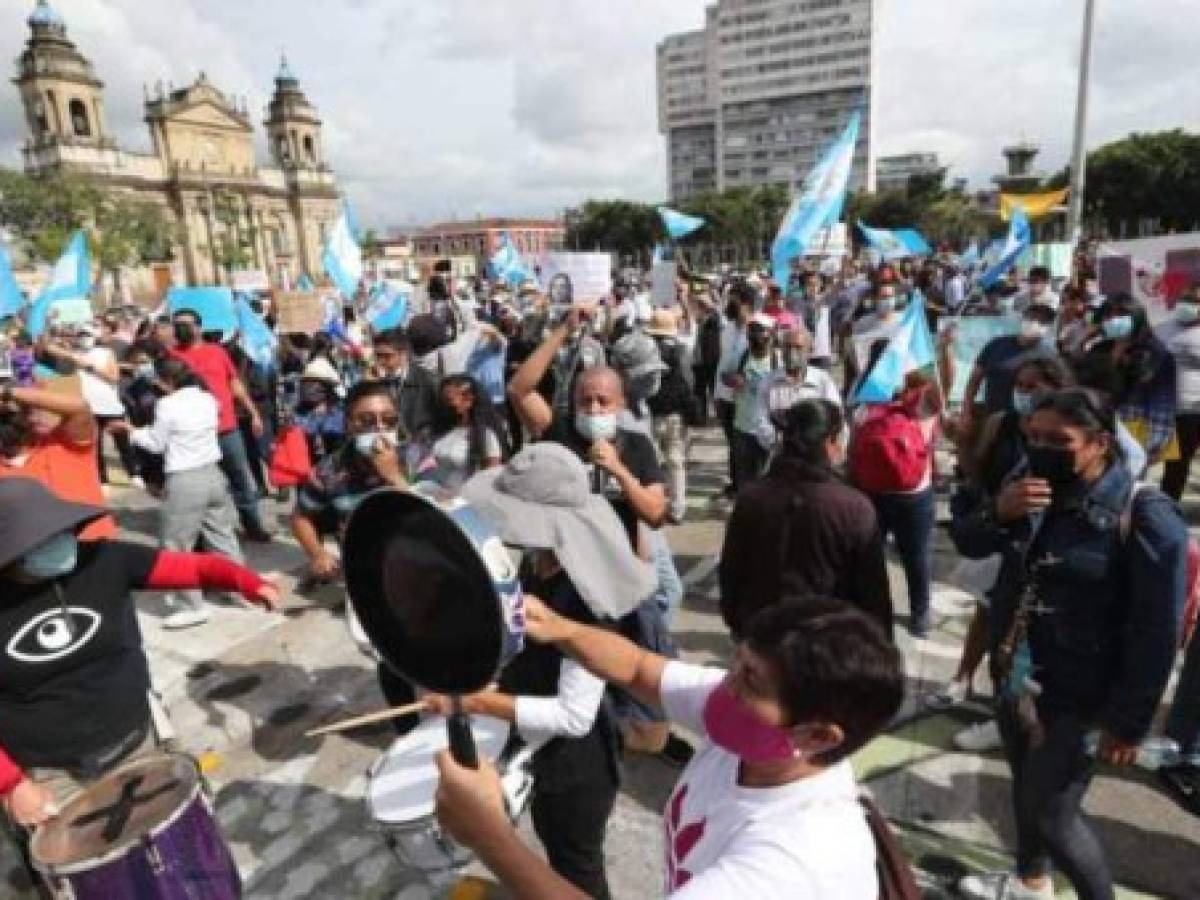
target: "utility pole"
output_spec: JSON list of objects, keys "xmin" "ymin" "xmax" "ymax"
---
[{"xmin": 1066, "ymin": 0, "xmax": 1098, "ymax": 249}]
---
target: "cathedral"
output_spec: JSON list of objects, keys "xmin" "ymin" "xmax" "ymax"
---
[{"xmin": 12, "ymin": 0, "xmax": 343, "ymax": 289}]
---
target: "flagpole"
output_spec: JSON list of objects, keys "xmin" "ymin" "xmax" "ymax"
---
[{"xmin": 1065, "ymin": 0, "xmax": 1098, "ymax": 249}]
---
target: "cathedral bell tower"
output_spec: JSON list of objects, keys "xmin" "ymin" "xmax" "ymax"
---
[
  {"xmin": 264, "ymin": 55, "xmax": 325, "ymax": 171},
  {"xmin": 14, "ymin": 0, "xmax": 111, "ymax": 160}
]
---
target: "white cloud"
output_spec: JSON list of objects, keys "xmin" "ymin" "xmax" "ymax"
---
[{"xmin": 1, "ymin": 0, "xmax": 1196, "ymax": 229}]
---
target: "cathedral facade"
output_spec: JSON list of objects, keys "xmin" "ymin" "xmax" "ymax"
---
[{"xmin": 13, "ymin": 0, "xmax": 342, "ymax": 289}]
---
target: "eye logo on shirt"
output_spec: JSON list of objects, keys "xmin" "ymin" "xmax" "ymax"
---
[{"xmin": 6, "ymin": 607, "xmax": 102, "ymax": 664}]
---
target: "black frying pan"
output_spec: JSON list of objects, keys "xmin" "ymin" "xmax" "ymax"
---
[{"xmin": 343, "ymin": 487, "xmax": 525, "ymax": 766}]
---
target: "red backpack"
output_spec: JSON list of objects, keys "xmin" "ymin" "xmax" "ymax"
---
[{"xmin": 849, "ymin": 403, "xmax": 930, "ymax": 495}]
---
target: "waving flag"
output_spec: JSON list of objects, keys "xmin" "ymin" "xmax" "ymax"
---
[
  {"xmin": 896, "ymin": 229, "xmax": 931, "ymax": 256},
  {"xmin": 979, "ymin": 208, "xmax": 1032, "ymax": 289},
  {"xmin": 771, "ymin": 111, "xmax": 860, "ymax": 288},
  {"xmin": 365, "ymin": 282, "xmax": 410, "ymax": 331},
  {"xmin": 321, "ymin": 206, "xmax": 363, "ymax": 300},
  {"xmin": 28, "ymin": 230, "xmax": 91, "ymax": 337},
  {"xmin": 853, "ymin": 292, "xmax": 937, "ymax": 404},
  {"xmin": 658, "ymin": 207, "xmax": 705, "ymax": 241},
  {"xmin": 1000, "ymin": 188, "xmax": 1068, "ymax": 222},
  {"xmin": 858, "ymin": 223, "xmax": 911, "ymax": 260},
  {"xmin": 0, "ymin": 242, "xmax": 23, "ymax": 319},
  {"xmin": 489, "ymin": 234, "xmax": 533, "ymax": 288},
  {"xmin": 234, "ymin": 293, "xmax": 277, "ymax": 368}
]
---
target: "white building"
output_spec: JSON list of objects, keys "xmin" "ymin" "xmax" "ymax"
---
[{"xmin": 657, "ymin": 0, "xmax": 876, "ymax": 200}]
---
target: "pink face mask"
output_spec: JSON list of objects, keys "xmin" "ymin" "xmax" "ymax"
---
[{"xmin": 702, "ymin": 679, "xmax": 797, "ymax": 763}]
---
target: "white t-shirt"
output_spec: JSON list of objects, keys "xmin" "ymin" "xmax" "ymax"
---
[
  {"xmin": 714, "ymin": 319, "xmax": 746, "ymax": 403},
  {"xmin": 80, "ymin": 347, "xmax": 125, "ymax": 417},
  {"xmin": 658, "ymin": 662, "xmax": 877, "ymax": 900},
  {"xmin": 431, "ymin": 425, "xmax": 502, "ymax": 490},
  {"xmin": 1157, "ymin": 319, "xmax": 1200, "ymax": 414},
  {"xmin": 129, "ymin": 386, "xmax": 221, "ymax": 474}
]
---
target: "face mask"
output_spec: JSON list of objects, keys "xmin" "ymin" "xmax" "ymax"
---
[
  {"xmin": 1103, "ymin": 316, "xmax": 1134, "ymax": 341},
  {"xmin": 1011, "ymin": 390, "xmax": 1037, "ymax": 417},
  {"xmin": 77, "ymin": 335, "xmax": 95, "ymax": 351},
  {"xmin": 574, "ymin": 411, "xmax": 618, "ymax": 442},
  {"xmin": 134, "ymin": 363, "xmax": 156, "ymax": 381},
  {"xmin": 354, "ymin": 432, "xmax": 396, "ymax": 455},
  {"xmin": 782, "ymin": 349, "xmax": 808, "ymax": 374},
  {"xmin": 702, "ymin": 679, "xmax": 797, "ymax": 763},
  {"xmin": 1175, "ymin": 303, "xmax": 1200, "ymax": 326},
  {"xmin": 21, "ymin": 531, "xmax": 79, "ymax": 580},
  {"xmin": 1020, "ymin": 320, "xmax": 1048, "ymax": 342},
  {"xmin": 877, "ymin": 296, "xmax": 896, "ymax": 314},
  {"xmin": 174, "ymin": 323, "xmax": 197, "ymax": 345},
  {"xmin": 1026, "ymin": 444, "xmax": 1078, "ymax": 489}
]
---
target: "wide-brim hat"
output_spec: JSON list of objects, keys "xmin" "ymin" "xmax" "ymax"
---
[
  {"xmin": 461, "ymin": 444, "xmax": 656, "ymax": 619},
  {"xmin": 643, "ymin": 309, "xmax": 680, "ymax": 338},
  {"xmin": 0, "ymin": 478, "xmax": 106, "ymax": 571},
  {"xmin": 300, "ymin": 358, "xmax": 341, "ymax": 385}
]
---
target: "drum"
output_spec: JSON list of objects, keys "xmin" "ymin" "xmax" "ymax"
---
[
  {"xmin": 367, "ymin": 715, "xmax": 533, "ymax": 877},
  {"xmin": 30, "ymin": 753, "xmax": 241, "ymax": 900}
]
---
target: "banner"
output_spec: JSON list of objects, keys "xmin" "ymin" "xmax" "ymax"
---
[
  {"xmin": 940, "ymin": 316, "xmax": 1020, "ymax": 403},
  {"xmin": 166, "ymin": 286, "xmax": 236, "ymax": 333},
  {"xmin": 539, "ymin": 252, "xmax": 613, "ymax": 303},
  {"xmin": 1097, "ymin": 231, "xmax": 1200, "ymax": 323},
  {"xmin": 1000, "ymin": 188, "xmax": 1068, "ymax": 222},
  {"xmin": 651, "ymin": 261, "xmax": 677, "ymax": 308},
  {"xmin": 274, "ymin": 291, "xmax": 325, "ymax": 334},
  {"xmin": 1017, "ymin": 242, "xmax": 1073, "ymax": 279}
]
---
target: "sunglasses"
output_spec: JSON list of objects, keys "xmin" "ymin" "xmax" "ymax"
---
[{"xmin": 350, "ymin": 412, "xmax": 400, "ymax": 430}]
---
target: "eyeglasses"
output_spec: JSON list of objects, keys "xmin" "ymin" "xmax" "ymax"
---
[{"xmin": 350, "ymin": 413, "xmax": 400, "ymax": 430}]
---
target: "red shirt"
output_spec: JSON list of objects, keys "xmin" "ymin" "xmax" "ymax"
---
[{"xmin": 171, "ymin": 343, "xmax": 239, "ymax": 433}]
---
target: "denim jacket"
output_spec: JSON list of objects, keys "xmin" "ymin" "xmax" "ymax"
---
[{"xmin": 950, "ymin": 461, "xmax": 1187, "ymax": 742}]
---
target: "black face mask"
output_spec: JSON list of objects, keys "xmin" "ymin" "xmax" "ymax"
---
[
  {"xmin": 0, "ymin": 411, "xmax": 32, "ymax": 458},
  {"xmin": 174, "ymin": 323, "xmax": 197, "ymax": 345},
  {"xmin": 1027, "ymin": 444, "xmax": 1078, "ymax": 489}
]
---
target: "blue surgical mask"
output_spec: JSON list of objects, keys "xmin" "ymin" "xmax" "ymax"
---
[
  {"xmin": 877, "ymin": 296, "xmax": 896, "ymax": 314},
  {"xmin": 1175, "ymin": 303, "xmax": 1200, "ymax": 326},
  {"xmin": 997, "ymin": 297, "xmax": 1017, "ymax": 315},
  {"xmin": 574, "ymin": 411, "xmax": 618, "ymax": 442},
  {"xmin": 22, "ymin": 531, "xmax": 79, "ymax": 580},
  {"xmin": 134, "ymin": 363, "xmax": 156, "ymax": 381},
  {"xmin": 1011, "ymin": 390, "xmax": 1036, "ymax": 417},
  {"xmin": 1103, "ymin": 315, "xmax": 1134, "ymax": 340}
]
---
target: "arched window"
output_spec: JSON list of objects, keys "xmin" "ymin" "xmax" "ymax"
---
[
  {"xmin": 302, "ymin": 135, "xmax": 315, "ymax": 165},
  {"xmin": 276, "ymin": 135, "xmax": 290, "ymax": 161},
  {"xmin": 69, "ymin": 98, "xmax": 91, "ymax": 137},
  {"xmin": 32, "ymin": 96, "xmax": 49, "ymax": 134}
]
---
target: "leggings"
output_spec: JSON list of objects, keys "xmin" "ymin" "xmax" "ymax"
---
[{"xmin": 997, "ymin": 707, "xmax": 1114, "ymax": 900}]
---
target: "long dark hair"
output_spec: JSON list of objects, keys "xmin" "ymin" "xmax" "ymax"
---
[
  {"xmin": 154, "ymin": 357, "xmax": 207, "ymax": 393},
  {"xmin": 432, "ymin": 374, "xmax": 510, "ymax": 472},
  {"xmin": 776, "ymin": 399, "xmax": 844, "ymax": 469}
]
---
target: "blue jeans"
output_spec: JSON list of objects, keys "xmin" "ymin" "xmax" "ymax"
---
[
  {"xmin": 1166, "ymin": 632, "xmax": 1200, "ymax": 764},
  {"xmin": 871, "ymin": 487, "xmax": 934, "ymax": 627},
  {"xmin": 217, "ymin": 429, "xmax": 267, "ymax": 535}
]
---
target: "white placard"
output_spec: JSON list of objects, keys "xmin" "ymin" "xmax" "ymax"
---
[
  {"xmin": 539, "ymin": 252, "xmax": 613, "ymax": 304},
  {"xmin": 230, "ymin": 269, "xmax": 270, "ymax": 291},
  {"xmin": 651, "ymin": 261, "xmax": 677, "ymax": 308}
]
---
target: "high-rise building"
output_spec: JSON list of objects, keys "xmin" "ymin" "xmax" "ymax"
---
[
  {"xmin": 876, "ymin": 152, "xmax": 941, "ymax": 194},
  {"xmin": 657, "ymin": 0, "xmax": 876, "ymax": 201}
]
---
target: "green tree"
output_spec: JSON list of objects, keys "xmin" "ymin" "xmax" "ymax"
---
[{"xmin": 565, "ymin": 200, "xmax": 662, "ymax": 263}]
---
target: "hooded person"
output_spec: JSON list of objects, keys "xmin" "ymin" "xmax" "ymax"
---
[
  {"xmin": 0, "ymin": 477, "xmax": 277, "ymax": 864},
  {"xmin": 405, "ymin": 443, "xmax": 654, "ymax": 898}
]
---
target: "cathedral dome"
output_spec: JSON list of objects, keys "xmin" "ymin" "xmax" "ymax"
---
[{"xmin": 28, "ymin": 0, "xmax": 65, "ymax": 29}]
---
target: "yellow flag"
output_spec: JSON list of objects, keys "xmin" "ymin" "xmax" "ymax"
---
[{"xmin": 1000, "ymin": 188, "xmax": 1069, "ymax": 221}]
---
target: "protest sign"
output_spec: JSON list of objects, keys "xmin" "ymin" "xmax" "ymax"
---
[
  {"xmin": 1098, "ymin": 232, "xmax": 1200, "ymax": 323},
  {"xmin": 166, "ymin": 286, "xmax": 236, "ymax": 333},
  {"xmin": 274, "ymin": 291, "xmax": 325, "ymax": 334},
  {"xmin": 230, "ymin": 269, "xmax": 271, "ymax": 292},
  {"xmin": 539, "ymin": 252, "xmax": 612, "ymax": 303},
  {"xmin": 651, "ymin": 261, "xmax": 677, "ymax": 308},
  {"xmin": 940, "ymin": 316, "xmax": 1020, "ymax": 403}
]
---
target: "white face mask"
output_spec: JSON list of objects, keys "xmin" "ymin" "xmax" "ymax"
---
[
  {"xmin": 575, "ymin": 411, "xmax": 618, "ymax": 442},
  {"xmin": 1020, "ymin": 320, "xmax": 1048, "ymax": 342},
  {"xmin": 353, "ymin": 431, "xmax": 397, "ymax": 455}
]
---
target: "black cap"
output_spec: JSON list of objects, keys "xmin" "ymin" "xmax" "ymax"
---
[{"xmin": 0, "ymin": 478, "xmax": 105, "ymax": 571}]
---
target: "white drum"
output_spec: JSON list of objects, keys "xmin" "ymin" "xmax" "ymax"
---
[{"xmin": 367, "ymin": 715, "xmax": 534, "ymax": 877}]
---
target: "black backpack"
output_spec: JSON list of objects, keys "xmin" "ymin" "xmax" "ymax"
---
[
  {"xmin": 647, "ymin": 337, "xmax": 695, "ymax": 421},
  {"xmin": 698, "ymin": 313, "xmax": 723, "ymax": 368}
]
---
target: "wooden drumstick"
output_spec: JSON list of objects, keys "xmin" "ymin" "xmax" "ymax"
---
[{"xmin": 304, "ymin": 701, "xmax": 428, "ymax": 738}]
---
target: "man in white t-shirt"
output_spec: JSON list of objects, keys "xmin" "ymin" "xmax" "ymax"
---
[{"xmin": 432, "ymin": 596, "xmax": 904, "ymax": 899}]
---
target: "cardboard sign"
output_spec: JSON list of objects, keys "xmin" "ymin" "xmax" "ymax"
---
[
  {"xmin": 651, "ymin": 261, "xmax": 677, "ymax": 308},
  {"xmin": 274, "ymin": 291, "xmax": 325, "ymax": 334},
  {"xmin": 539, "ymin": 252, "xmax": 612, "ymax": 303},
  {"xmin": 939, "ymin": 315, "xmax": 1020, "ymax": 403},
  {"xmin": 166, "ymin": 287, "xmax": 236, "ymax": 333}
]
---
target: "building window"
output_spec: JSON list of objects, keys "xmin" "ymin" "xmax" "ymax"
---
[
  {"xmin": 32, "ymin": 95, "xmax": 49, "ymax": 135},
  {"xmin": 276, "ymin": 135, "xmax": 290, "ymax": 161},
  {"xmin": 69, "ymin": 98, "xmax": 91, "ymax": 137},
  {"xmin": 303, "ymin": 135, "xmax": 316, "ymax": 165}
]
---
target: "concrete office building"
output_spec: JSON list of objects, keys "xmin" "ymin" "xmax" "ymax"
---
[
  {"xmin": 657, "ymin": 0, "xmax": 876, "ymax": 201},
  {"xmin": 876, "ymin": 152, "xmax": 941, "ymax": 194}
]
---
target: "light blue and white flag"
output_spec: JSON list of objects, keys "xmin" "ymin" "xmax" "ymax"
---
[
  {"xmin": 297, "ymin": 273, "xmax": 316, "ymax": 292},
  {"xmin": 978, "ymin": 208, "xmax": 1031, "ymax": 289},
  {"xmin": 0, "ymin": 242, "xmax": 23, "ymax": 320},
  {"xmin": 658, "ymin": 207, "xmax": 705, "ymax": 241},
  {"xmin": 896, "ymin": 229, "xmax": 932, "ymax": 256},
  {"xmin": 853, "ymin": 292, "xmax": 937, "ymax": 404},
  {"xmin": 321, "ymin": 206, "xmax": 363, "ymax": 300},
  {"xmin": 772, "ymin": 111, "xmax": 861, "ymax": 287},
  {"xmin": 489, "ymin": 234, "xmax": 533, "ymax": 288},
  {"xmin": 957, "ymin": 242, "xmax": 981, "ymax": 271},
  {"xmin": 28, "ymin": 230, "xmax": 91, "ymax": 337},
  {"xmin": 365, "ymin": 282, "xmax": 410, "ymax": 331},
  {"xmin": 858, "ymin": 223, "xmax": 912, "ymax": 260},
  {"xmin": 234, "ymin": 292, "xmax": 277, "ymax": 368}
]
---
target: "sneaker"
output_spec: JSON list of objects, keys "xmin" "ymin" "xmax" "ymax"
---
[
  {"xmin": 954, "ymin": 719, "xmax": 1002, "ymax": 753},
  {"xmin": 926, "ymin": 677, "xmax": 971, "ymax": 710},
  {"xmin": 130, "ymin": 475, "xmax": 147, "ymax": 491},
  {"xmin": 1158, "ymin": 763, "xmax": 1200, "ymax": 817},
  {"xmin": 958, "ymin": 871, "xmax": 1054, "ymax": 899},
  {"xmin": 659, "ymin": 733, "xmax": 695, "ymax": 768},
  {"xmin": 163, "ymin": 608, "xmax": 210, "ymax": 630}
]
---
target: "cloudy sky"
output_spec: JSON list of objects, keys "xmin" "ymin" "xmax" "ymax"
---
[{"xmin": 0, "ymin": 0, "xmax": 1194, "ymax": 230}]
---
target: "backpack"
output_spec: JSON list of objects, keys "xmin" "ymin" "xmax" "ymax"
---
[
  {"xmin": 1120, "ymin": 484, "xmax": 1200, "ymax": 649},
  {"xmin": 860, "ymin": 796, "xmax": 923, "ymax": 900},
  {"xmin": 647, "ymin": 337, "xmax": 695, "ymax": 421},
  {"xmin": 698, "ymin": 313, "xmax": 723, "ymax": 368},
  {"xmin": 848, "ymin": 403, "xmax": 930, "ymax": 495}
]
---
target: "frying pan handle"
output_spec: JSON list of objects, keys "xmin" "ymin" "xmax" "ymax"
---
[{"xmin": 447, "ymin": 706, "xmax": 479, "ymax": 769}]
